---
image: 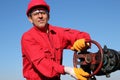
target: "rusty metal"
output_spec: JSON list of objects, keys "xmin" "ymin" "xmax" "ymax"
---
[
  {"xmin": 73, "ymin": 40, "xmax": 103, "ymax": 78},
  {"xmin": 73, "ymin": 40, "xmax": 120, "ymax": 80}
]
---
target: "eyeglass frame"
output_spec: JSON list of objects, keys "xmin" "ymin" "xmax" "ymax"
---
[{"xmin": 28, "ymin": 9, "xmax": 49, "ymax": 17}]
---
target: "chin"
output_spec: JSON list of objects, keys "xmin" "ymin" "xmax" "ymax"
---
[{"xmin": 37, "ymin": 25, "xmax": 45, "ymax": 29}]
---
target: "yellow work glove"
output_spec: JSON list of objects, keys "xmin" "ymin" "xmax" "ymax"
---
[
  {"xmin": 71, "ymin": 39, "xmax": 89, "ymax": 51},
  {"xmin": 74, "ymin": 68, "xmax": 89, "ymax": 80},
  {"xmin": 64, "ymin": 67, "xmax": 89, "ymax": 80}
]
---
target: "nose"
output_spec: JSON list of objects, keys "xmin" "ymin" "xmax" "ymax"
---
[{"xmin": 38, "ymin": 13, "xmax": 43, "ymax": 18}]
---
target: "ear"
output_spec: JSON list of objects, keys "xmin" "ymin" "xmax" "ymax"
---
[{"xmin": 28, "ymin": 16, "xmax": 33, "ymax": 23}]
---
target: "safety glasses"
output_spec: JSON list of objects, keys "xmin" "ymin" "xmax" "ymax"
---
[{"xmin": 30, "ymin": 9, "xmax": 48, "ymax": 16}]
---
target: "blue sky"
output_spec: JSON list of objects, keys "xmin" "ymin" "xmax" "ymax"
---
[{"xmin": 0, "ymin": 0, "xmax": 120, "ymax": 80}]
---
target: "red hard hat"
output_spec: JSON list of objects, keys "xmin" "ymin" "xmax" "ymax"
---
[{"xmin": 26, "ymin": 0, "xmax": 50, "ymax": 16}]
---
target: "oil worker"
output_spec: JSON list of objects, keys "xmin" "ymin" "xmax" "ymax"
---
[{"xmin": 21, "ymin": 0, "xmax": 91, "ymax": 80}]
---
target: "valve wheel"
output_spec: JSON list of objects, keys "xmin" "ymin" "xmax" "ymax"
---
[{"xmin": 73, "ymin": 40, "xmax": 103, "ymax": 77}]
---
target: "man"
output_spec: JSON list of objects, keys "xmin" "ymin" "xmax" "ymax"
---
[{"xmin": 21, "ymin": 0, "xmax": 91, "ymax": 80}]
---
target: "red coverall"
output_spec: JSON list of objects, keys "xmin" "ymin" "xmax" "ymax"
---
[{"xmin": 21, "ymin": 24, "xmax": 91, "ymax": 80}]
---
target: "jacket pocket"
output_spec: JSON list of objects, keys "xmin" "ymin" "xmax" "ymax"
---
[{"xmin": 44, "ymin": 49, "xmax": 53, "ymax": 59}]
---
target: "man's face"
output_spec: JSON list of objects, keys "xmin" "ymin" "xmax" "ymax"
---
[{"xmin": 28, "ymin": 7, "xmax": 49, "ymax": 29}]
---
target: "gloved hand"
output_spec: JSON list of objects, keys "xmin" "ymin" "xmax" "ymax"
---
[
  {"xmin": 71, "ymin": 39, "xmax": 90, "ymax": 52},
  {"xmin": 64, "ymin": 67, "xmax": 89, "ymax": 80},
  {"xmin": 73, "ymin": 68, "xmax": 89, "ymax": 80}
]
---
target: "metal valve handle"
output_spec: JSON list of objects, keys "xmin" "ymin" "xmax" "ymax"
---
[{"xmin": 73, "ymin": 40, "xmax": 103, "ymax": 77}]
